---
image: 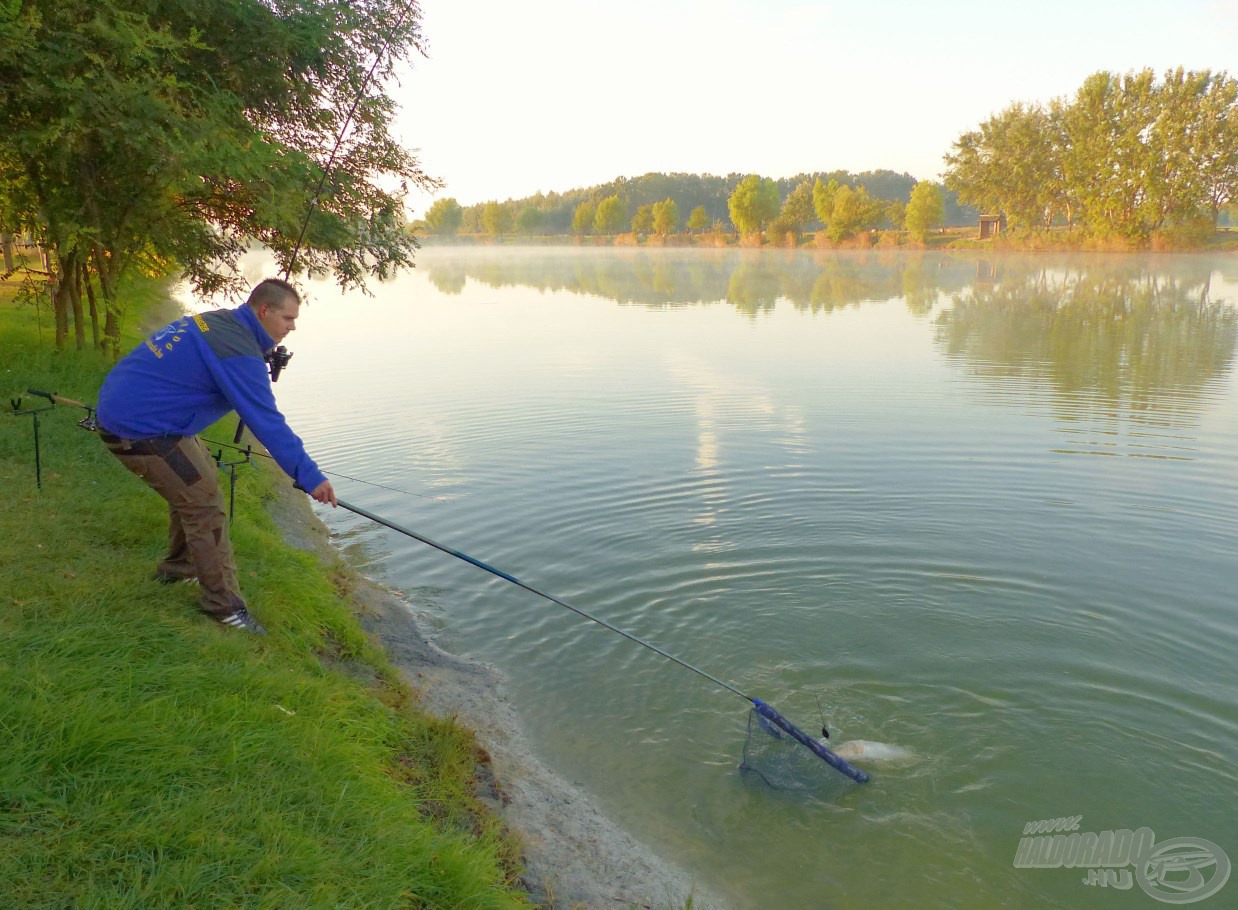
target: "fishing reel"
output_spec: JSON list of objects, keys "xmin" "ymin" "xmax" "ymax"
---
[
  {"xmin": 235, "ymin": 346, "xmax": 293, "ymax": 444},
  {"xmin": 266, "ymin": 345, "xmax": 293, "ymax": 382}
]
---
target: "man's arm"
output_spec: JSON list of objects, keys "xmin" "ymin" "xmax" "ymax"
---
[{"xmin": 202, "ymin": 352, "xmax": 328, "ymax": 494}]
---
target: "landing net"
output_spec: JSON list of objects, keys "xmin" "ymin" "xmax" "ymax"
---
[{"xmin": 740, "ymin": 703, "xmax": 870, "ymax": 790}]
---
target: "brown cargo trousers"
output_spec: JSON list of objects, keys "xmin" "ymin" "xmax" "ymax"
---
[{"xmin": 100, "ymin": 430, "xmax": 246, "ymax": 618}]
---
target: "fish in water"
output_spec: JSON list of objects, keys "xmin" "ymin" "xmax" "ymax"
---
[{"xmin": 828, "ymin": 740, "xmax": 916, "ymax": 764}]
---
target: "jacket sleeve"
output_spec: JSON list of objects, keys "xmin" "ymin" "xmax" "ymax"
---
[{"xmin": 204, "ymin": 352, "xmax": 328, "ymax": 493}]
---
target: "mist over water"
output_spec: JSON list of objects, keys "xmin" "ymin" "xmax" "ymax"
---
[{"xmin": 265, "ymin": 247, "xmax": 1238, "ymax": 909}]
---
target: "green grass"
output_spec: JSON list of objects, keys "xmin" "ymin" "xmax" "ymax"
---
[{"xmin": 1, "ymin": 277, "xmax": 530, "ymax": 909}]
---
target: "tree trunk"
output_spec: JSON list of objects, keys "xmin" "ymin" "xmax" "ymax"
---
[
  {"xmin": 52, "ymin": 250, "xmax": 69, "ymax": 351},
  {"xmin": 93, "ymin": 244, "xmax": 122, "ymax": 360},
  {"xmin": 82, "ymin": 260, "xmax": 101, "ymax": 350},
  {"xmin": 1, "ymin": 233, "xmax": 13, "ymax": 273},
  {"xmin": 70, "ymin": 251, "xmax": 86, "ymax": 350}
]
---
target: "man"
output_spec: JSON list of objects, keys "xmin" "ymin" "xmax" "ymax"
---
[{"xmin": 97, "ymin": 278, "xmax": 336, "ymax": 635}]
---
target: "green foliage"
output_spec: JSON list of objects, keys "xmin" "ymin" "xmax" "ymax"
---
[
  {"xmin": 453, "ymin": 169, "xmax": 978, "ymax": 241},
  {"xmin": 593, "ymin": 194, "xmax": 628, "ymax": 234},
  {"xmin": 461, "ymin": 205, "xmax": 483, "ymax": 235},
  {"xmin": 781, "ymin": 180, "xmax": 816, "ymax": 232},
  {"xmin": 727, "ymin": 175, "xmax": 780, "ymax": 236},
  {"xmin": 945, "ymin": 68, "xmax": 1238, "ymax": 241},
  {"xmin": 425, "ymin": 198, "xmax": 464, "ymax": 235},
  {"xmin": 765, "ymin": 214, "xmax": 797, "ymax": 245},
  {"xmin": 516, "ymin": 205, "xmax": 544, "ymax": 235},
  {"xmin": 904, "ymin": 182, "xmax": 945, "ymax": 241},
  {"xmin": 825, "ymin": 185, "xmax": 882, "ymax": 241},
  {"xmin": 571, "ymin": 200, "xmax": 596, "ymax": 235},
  {"xmin": 480, "ymin": 201, "xmax": 513, "ymax": 236},
  {"xmin": 885, "ymin": 199, "xmax": 907, "ymax": 230},
  {"xmin": 651, "ymin": 198, "xmax": 679, "ymax": 236},
  {"xmin": 0, "ymin": 0, "xmax": 436, "ymax": 354},
  {"xmin": 813, "ymin": 178, "xmax": 840, "ymax": 226},
  {"xmin": 632, "ymin": 204, "xmax": 655, "ymax": 234},
  {"xmin": 945, "ymin": 102, "xmax": 1060, "ymax": 230}
]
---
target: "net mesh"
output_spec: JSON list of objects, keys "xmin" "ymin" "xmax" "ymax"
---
[{"xmin": 739, "ymin": 708, "xmax": 843, "ymax": 794}]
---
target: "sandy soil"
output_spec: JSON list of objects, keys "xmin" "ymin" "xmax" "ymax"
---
[{"xmin": 267, "ymin": 479, "xmax": 728, "ymax": 910}]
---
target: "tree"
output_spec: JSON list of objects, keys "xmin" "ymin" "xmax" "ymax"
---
[
  {"xmin": 904, "ymin": 182, "xmax": 944, "ymax": 241},
  {"xmin": 944, "ymin": 102, "xmax": 1060, "ymax": 231},
  {"xmin": 572, "ymin": 200, "xmax": 596, "ymax": 234},
  {"xmin": 594, "ymin": 194, "xmax": 627, "ymax": 234},
  {"xmin": 727, "ymin": 175, "xmax": 780, "ymax": 236},
  {"xmin": 1199, "ymin": 78, "xmax": 1238, "ymax": 225},
  {"xmin": 651, "ymin": 198, "xmax": 679, "ymax": 236},
  {"xmin": 516, "ymin": 205, "xmax": 544, "ymax": 235},
  {"xmin": 885, "ymin": 200, "xmax": 907, "ymax": 230},
  {"xmin": 631, "ymin": 204, "xmax": 654, "ymax": 233},
  {"xmin": 1157, "ymin": 69, "xmax": 1238, "ymax": 227},
  {"xmin": 812, "ymin": 178, "xmax": 840, "ymax": 228},
  {"xmin": 765, "ymin": 214, "xmax": 797, "ymax": 246},
  {"xmin": 425, "ymin": 198, "xmax": 463, "ymax": 235},
  {"xmin": 0, "ymin": 0, "xmax": 434, "ymax": 353},
  {"xmin": 480, "ymin": 202, "xmax": 513, "ymax": 236},
  {"xmin": 945, "ymin": 68, "xmax": 1238, "ymax": 240},
  {"xmin": 781, "ymin": 180, "xmax": 816, "ymax": 232},
  {"xmin": 686, "ymin": 205, "xmax": 710, "ymax": 232},
  {"xmin": 824, "ymin": 185, "xmax": 883, "ymax": 241},
  {"xmin": 1060, "ymin": 70, "xmax": 1162, "ymax": 238}
]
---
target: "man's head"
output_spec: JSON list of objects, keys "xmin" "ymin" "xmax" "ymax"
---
[{"xmin": 246, "ymin": 278, "xmax": 301, "ymax": 344}]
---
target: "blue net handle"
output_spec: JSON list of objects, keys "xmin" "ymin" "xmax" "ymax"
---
[{"xmin": 753, "ymin": 699, "xmax": 871, "ymax": 784}]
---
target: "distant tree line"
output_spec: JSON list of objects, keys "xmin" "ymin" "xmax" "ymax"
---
[
  {"xmin": 944, "ymin": 68, "xmax": 1238, "ymax": 242},
  {"xmin": 421, "ymin": 170, "xmax": 976, "ymax": 240}
]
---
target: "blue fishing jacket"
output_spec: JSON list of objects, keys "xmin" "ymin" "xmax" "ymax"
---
[{"xmin": 97, "ymin": 304, "xmax": 326, "ymax": 493}]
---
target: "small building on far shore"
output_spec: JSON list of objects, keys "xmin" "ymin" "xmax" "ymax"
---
[{"xmin": 978, "ymin": 214, "xmax": 1006, "ymax": 239}]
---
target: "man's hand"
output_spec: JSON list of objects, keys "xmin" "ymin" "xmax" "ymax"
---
[{"xmin": 310, "ymin": 479, "xmax": 337, "ymax": 507}]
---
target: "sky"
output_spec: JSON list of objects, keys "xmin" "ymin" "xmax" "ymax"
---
[{"xmin": 389, "ymin": 0, "xmax": 1238, "ymax": 213}]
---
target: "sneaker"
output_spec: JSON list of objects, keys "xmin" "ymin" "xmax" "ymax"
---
[{"xmin": 216, "ymin": 607, "xmax": 268, "ymax": 636}]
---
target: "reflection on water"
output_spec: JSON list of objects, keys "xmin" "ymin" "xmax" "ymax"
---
[
  {"xmin": 276, "ymin": 248, "xmax": 1238, "ymax": 910},
  {"xmin": 935, "ymin": 258, "xmax": 1237, "ymax": 453},
  {"xmin": 422, "ymin": 246, "xmax": 980, "ymax": 316},
  {"xmin": 420, "ymin": 248, "xmax": 1238, "ymax": 446}
]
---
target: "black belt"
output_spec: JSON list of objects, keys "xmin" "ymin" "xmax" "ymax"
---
[{"xmin": 100, "ymin": 430, "xmax": 185, "ymax": 456}]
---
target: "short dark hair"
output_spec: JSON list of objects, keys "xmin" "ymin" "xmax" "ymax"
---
[{"xmin": 246, "ymin": 278, "xmax": 300, "ymax": 311}]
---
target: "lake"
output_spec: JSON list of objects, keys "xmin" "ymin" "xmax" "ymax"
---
[{"xmin": 260, "ymin": 246, "xmax": 1237, "ymax": 908}]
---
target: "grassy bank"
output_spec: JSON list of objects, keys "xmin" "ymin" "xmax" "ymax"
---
[{"xmin": 1, "ymin": 276, "xmax": 530, "ymax": 909}]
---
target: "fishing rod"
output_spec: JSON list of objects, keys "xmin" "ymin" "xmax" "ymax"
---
[
  {"xmin": 9, "ymin": 389, "xmax": 98, "ymax": 489},
  {"xmin": 283, "ymin": 0, "xmax": 419, "ymax": 280},
  {"xmin": 236, "ymin": 0, "xmax": 419, "ymax": 444},
  {"xmin": 328, "ymin": 494, "xmax": 870, "ymax": 784},
  {"xmin": 252, "ymin": 0, "xmax": 864, "ymax": 784}
]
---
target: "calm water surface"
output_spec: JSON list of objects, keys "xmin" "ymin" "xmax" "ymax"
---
[{"xmin": 254, "ymin": 248, "xmax": 1238, "ymax": 909}]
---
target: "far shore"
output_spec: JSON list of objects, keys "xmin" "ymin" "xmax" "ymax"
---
[{"xmin": 416, "ymin": 226, "xmax": 1238, "ymax": 254}]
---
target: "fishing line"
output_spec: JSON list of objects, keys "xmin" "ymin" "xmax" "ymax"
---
[
  {"xmin": 201, "ymin": 437, "xmax": 443, "ymax": 501},
  {"xmin": 235, "ymin": 0, "xmax": 419, "ymax": 442},
  {"xmin": 328, "ymin": 494, "xmax": 870, "ymax": 784},
  {"xmin": 283, "ymin": 0, "xmax": 419, "ymax": 280}
]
